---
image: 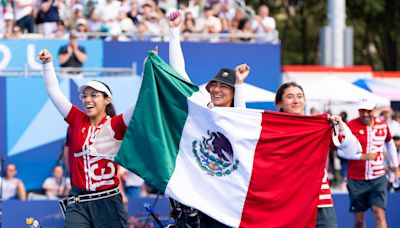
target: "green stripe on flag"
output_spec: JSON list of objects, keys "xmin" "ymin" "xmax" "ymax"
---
[{"xmin": 115, "ymin": 51, "xmax": 199, "ymax": 192}]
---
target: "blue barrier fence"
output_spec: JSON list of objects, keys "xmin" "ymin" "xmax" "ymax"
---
[
  {"xmin": 2, "ymin": 193, "xmax": 400, "ymax": 227},
  {"xmin": 0, "ymin": 40, "xmax": 102, "ymax": 69}
]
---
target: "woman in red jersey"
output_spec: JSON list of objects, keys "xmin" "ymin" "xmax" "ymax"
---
[
  {"xmin": 38, "ymin": 49, "xmax": 135, "ymax": 227},
  {"xmin": 275, "ymin": 82, "xmax": 375, "ymax": 228}
]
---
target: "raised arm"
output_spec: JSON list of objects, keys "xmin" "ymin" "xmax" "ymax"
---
[
  {"xmin": 234, "ymin": 64, "xmax": 250, "ymax": 108},
  {"xmin": 122, "ymin": 99, "xmax": 137, "ymax": 126},
  {"xmin": 168, "ymin": 10, "xmax": 191, "ymax": 82},
  {"xmin": 38, "ymin": 49, "xmax": 72, "ymax": 118}
]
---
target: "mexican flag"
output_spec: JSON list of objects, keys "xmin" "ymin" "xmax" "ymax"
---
[{"xmin": 116, "ymin": 52, "xmax": 332, "ymax": 227}]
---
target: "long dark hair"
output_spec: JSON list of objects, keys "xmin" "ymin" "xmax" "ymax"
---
[
  {"xmin": 231, "ymin": 87, "xmax": 235, "ymax": 107},
  {"xmin": 274, "ymin": 82, "xmax": 304, "ymax": 112},
  {"xmin": 95, "ymin": 80, "xmax": 116, "ymax": 117}
]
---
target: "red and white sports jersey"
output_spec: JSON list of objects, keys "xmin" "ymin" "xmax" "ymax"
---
[
  {"xmin": 65, "ymin": 106, "xmax": 127, "ymax": 191},
  {"xmin": 318, "ymin": 169, "xmax": 333, "ymax": 208},
  {"xmin": 347, "ymin": 117, "xmax": 392, "ymax": 180}
]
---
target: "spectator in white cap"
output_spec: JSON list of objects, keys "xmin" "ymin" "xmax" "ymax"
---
[
  {"xmin": 37, "ymin": 49, "xmax": 140, "ymax": 226},
  {"xmin": 1, "ymin": 12, "xmax": 15, "ymax": 38},
  {"xmin": 66, "ymin": 4, "xmax": 85, "ymax": 28},
  {"xmin": 346, "ymin": 98, "xmax": 400, "ymax": 228},
  {"xmin": 72, "ymin": 3, "xmax": 84, "ymax": 12},
  {"xmin": 75, "ymin": 18, "xmax": 89, "ymax": 40}
]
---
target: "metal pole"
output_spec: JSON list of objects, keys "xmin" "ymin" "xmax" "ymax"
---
[{"xmin": 328, "ymin": 0, "xmax": 346, "ymax": 67}]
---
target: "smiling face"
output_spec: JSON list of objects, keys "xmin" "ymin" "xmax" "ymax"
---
[
  {"xmin": 80, "ymin": 87, "xmax": 110, "ymax": 120},
  {"xmin": 358, "ymin": 109, "xmax": 373, "ymax": 126},
  {"xmin": 208, "ymin": 81, "xmax": 234, "ymax": 107},
  {"xmin": 277, "ymin": 86, "xmax": 305, "ymax": 115}
]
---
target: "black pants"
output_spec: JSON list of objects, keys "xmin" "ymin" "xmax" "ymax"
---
[
  {"xmin": 198, "ymin": 212, "xmax": 230, "ymax": 228},
  {"xmin": 64, "ymin": 187, "xmax": 127, "ymax": 228},
  {"xmin": 347, "ymin": 176, "xmax": 388, "ymax": 212},
  {"xmin": 316, "ymin": 207, "xmax": 338, "ymax": 228},
  {"xmin": 16, "ymin": 15, "xmax": 35, "ymax": 33},
  {"xmin": 173, "ymin": 201, "xmax": 230, "ymax": 228}
]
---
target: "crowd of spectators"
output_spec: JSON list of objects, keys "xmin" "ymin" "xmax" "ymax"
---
[{"xmin": 0, "ymin": 0, "xmax": 278, "ymax": 42}]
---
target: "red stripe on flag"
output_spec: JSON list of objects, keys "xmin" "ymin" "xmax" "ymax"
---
[{"xmin": 239, "ymin": 111, "xmax": 332, "ymax": 228}]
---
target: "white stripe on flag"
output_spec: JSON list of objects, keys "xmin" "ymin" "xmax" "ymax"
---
[{"xmin": 165, "ymin": 92, "xmax": 263, "ymax": 227}]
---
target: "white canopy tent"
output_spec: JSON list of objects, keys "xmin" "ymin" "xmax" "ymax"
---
[
  {"xmin": 199, "ymin": 82, "xmax": 276, "ymax": 103},
  {"xmin": 301, "ymin": 76, "xmax": 390, "ymax": 105},
  {"xmin": 300, "ymin": 76, "xmax": 391, "ymax": 119}
]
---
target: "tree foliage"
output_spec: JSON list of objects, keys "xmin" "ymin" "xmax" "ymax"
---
[{"xmin": 248, "ymin": 0, "xmax": 399, "ymax": 70}]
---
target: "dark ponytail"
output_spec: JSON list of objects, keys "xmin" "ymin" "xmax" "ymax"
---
[
  {"xmin": 105, "ymin": 103, "xmax": 116, "ymax": 117},
  {"xmin": 230, "ymin": 88, "xmax": 235, "ymax": 107}
]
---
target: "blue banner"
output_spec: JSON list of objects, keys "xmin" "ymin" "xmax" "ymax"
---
[
  {"xmin": 0, "ymin": 39, "xmax": 102, "ymax": 69},
  {"xmin": 103, "ymin": 41, "xmax": 281, "ymax": 92}
]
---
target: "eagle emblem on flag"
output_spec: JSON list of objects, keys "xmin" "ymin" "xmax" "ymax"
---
[{"xmin": 192, "ymin": 130, "xmax": 239, "ymax": 176}]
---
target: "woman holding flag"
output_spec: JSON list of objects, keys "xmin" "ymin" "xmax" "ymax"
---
[
  {"xmin": 168, "ymin": 9, "xmax": 250, "ymax": 109},
  {"xmin": 274, "ymin": 82, "xmax": 375, "ymax": 228},
  {"xmin": 37, "ymin": 50, "xmax": 136, "ymax": 227},
  {"xmin": 167, "ymin": 10, "xmax": 250, "ymax": 227}
]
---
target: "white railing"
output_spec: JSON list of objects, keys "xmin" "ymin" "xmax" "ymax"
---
[
  {"xmin": 1, "ymin": 31, "xmax": 280, "ymax": 44},
  {"xmin": 0, "ymin": 66, "xmax": 137, "ymax": 77}
]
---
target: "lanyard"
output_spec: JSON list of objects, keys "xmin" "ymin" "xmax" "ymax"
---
[{"xmin": 75, "ymin": 116, "xmax": 110, "ymax": 157}]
